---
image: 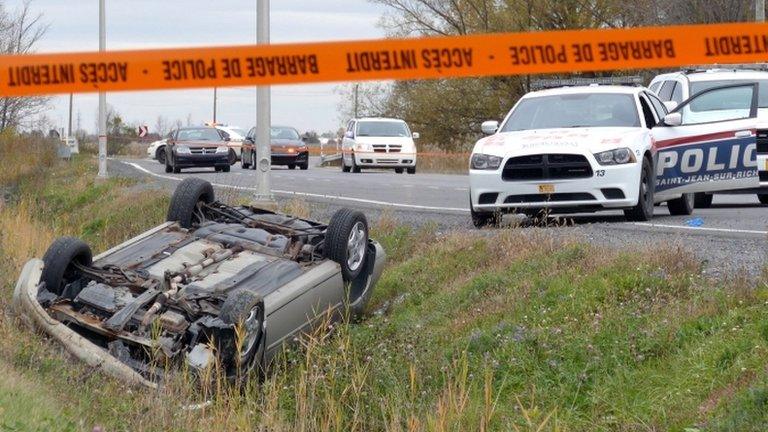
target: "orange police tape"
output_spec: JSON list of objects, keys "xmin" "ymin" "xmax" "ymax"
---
[{"xmin": 2, "ymin": 22, "xmax": 768, "ymax": 96}]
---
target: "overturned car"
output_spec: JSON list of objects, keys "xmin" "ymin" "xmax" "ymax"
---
[{"xmin": 13, "ymin": 178, "xmax": 385, "ymax": 388}]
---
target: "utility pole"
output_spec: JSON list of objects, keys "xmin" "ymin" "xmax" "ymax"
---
[
  {"xmin": 213, "ymin": 87, "xmax": 218, "ymax": 123},
  {"xmin": 758, "ymin": 0, "xmax": 766, "ymax": 22},
  {"xmin": 354, "ymin": 84, "xmax": 359, "ymax": 118},
  {"xmin": 97, "ymin": 0, "xmax": 108, "ymax": 178},
  {"xmin": 253, "ymin": 0, "xmax": 275, "ymax": 208},
  {"xmin": 67, "ymin": 93, "xmax": 73, "ymax": 138}
]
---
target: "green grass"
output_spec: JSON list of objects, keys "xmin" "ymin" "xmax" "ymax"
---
[{"xmin": 1, "ymin": 154, "xmax": 768, "ymax": 430}]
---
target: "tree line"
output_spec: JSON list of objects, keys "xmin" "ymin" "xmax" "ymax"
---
[{"xmin": 340, "ymin": 0, "xmax": 763, "ymax": 151}]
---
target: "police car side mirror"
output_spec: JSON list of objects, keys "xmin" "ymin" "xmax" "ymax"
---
[
  {"xmin": 412, "ymin": 132, "xmax": 420, "ymax": 139},
  {"xmin": 481, "ymin": 120, "xmax": 499, "ymax": 135},
  {"xmin": 663, "ymin": 112, "xmax": 682, "ymax": 127},
  {"xmin": 663, "ymin": 101, "xmax": 678, "ymax": 112}
]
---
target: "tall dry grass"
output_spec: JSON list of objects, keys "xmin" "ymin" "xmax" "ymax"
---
[{"xmin": 0, "ymin": 130, "xmax": 58, "ymax": 186}]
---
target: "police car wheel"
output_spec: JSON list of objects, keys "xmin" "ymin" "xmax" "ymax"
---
[
  {"xmin": 694, "ymin": 193, "xmax": 713, "ymax": 208},
  {"xmin": 624, "ymin": 157, "xmax": 654, "ymax": 222},
  {"xmin": 758, "ymin": 194, "xmax": 768, "ymax": 205},
  {"xmin": 668, "ymin": 193, "xmax": 695, "ymax": 216}
]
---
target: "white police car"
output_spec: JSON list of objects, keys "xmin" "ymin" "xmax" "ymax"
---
[
  {"xmin": 469, "ymin": 78, "xmax": 765, "ymax": 227},
  {"xmin": 650, "ymin": 66, "xmax": 768, "ymax": 206}
]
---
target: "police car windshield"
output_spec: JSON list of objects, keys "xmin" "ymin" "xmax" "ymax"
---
[
  {"xmin": 501, "ymin": 93, "xmax": 640, "ymax": 131},
  {"xmin": 356, "ymin": 121, "xmax": 410, "ymax": 137},
  {"xmin": 691, "ymin": 80, "xmax": 768, "ymax": 108}
]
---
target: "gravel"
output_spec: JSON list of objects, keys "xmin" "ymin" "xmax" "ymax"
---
[{"xmin": 111, "ymin": 159, "xmax": 767, "ymax": 280}]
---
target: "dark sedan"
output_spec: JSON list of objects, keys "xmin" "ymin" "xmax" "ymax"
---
[
  {"xmin": 241, "ymin": 126, "xmax": 309, "ymax": 170},
  {"xmin": 164, "ymin": 127, "xmax": 233, "ymax": 173}
]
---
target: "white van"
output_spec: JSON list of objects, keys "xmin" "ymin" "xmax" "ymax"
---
[{"xmin": 341, "ymin": 118, "xmax": 418, "ymax": 174}]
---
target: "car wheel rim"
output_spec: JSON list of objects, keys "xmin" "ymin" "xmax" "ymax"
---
[
  {"xmin": 239, "ymin": 306, "xmax": 262, "ymax": 362},
  {"xmin": 346, "ymin": 221, "xmax": 367, "ymax": 272}
]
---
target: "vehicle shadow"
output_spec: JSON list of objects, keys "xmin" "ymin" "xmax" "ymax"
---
[{"xmin": 514, "ymin": 210, "xmax": 687, "ymax": 228}]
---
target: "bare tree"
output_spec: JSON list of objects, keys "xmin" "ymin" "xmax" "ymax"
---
[
  {"xmin": 0, "ymin": 1, "xmax": 50, "ymax": 130},
  {"xmin": 154, "ymin": 115, "xmax": 169, "ymax": 137}
]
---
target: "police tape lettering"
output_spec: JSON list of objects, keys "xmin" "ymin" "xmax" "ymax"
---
[{"xmin": 1, "ymin": 22, "xmax": 767, "ymax": 96}]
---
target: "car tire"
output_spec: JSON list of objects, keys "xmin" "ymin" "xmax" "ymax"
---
[
  {"xmin": 167, "ymin": 177, "xmax": 215, "ymax": 228},
  {"xmin": 242, "ymin": 151, "xmax": 251, "ymax": 169},
  {"xmin": 407, "ymin": 167, "xmax": 416, "ymax": 175},
  {"xmin": 300, "ymin": 161, "xmax": 309, "ymax": 170},
  {"xmin": 222, "ymin": 165, "xmax": 231, "ymax": 173},
  {"xmin": 228, "ymin": 149, "xmax": 237, "ymax": 165},
  {"xmin": 668, "ymin": 193, "xmax": 695, "ymax": 216},
  {"xmin": 624, "ymin": 157, "xmax": 654, "ymax": 222},
  {"xmin": 156, "ymin": 147, "xmax": 166, "ymax": 165},
  {"xmin": 41, "ymin": 237, "xmax": 92, "ymax": 296},
  {"xmin": 470, "ymin": 196, "xmax": 500, "ymax": 228},
  {"xmin": 694, "ymin": 192, "xmax": 713, "ymax": 208},
  {"xmin": 341, "ymin": 156, "xmax": 351, "ymax": 173},
  {"xmin": 219, "ymin": 290, "xmax": 265, "ymax": 377},
  {"xmin": 758, "ymin": 194, "xmax": 768, "ymax": 205},
  {"xmin": 394, "ymin": 168, "xmax": 404, "ymax": 174},
  {"xmin": 325, "ymin": 208, "xmax": 369, "ymax": 281},
  {"xmin": 288, "ymin": 164, "xmax": 296, "ymax": 170},
  {"xmin": 250, "ymin": 152, "xmax": 257, "ymax": 170},
  {"xmin": 351, "ymin": 155, "xmax": 361, "ymax": 173}
]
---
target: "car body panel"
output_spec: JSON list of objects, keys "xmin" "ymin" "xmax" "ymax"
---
[
  {"xmin": 471, "ymin": 83, "xmax": 764, "ymax": 214},
  {"xmin": 469, "ymin": 86, "xmax": 658, "ymax": 213},
  {"xmin": 13, "ymin": 206, "xmax": 386, "ymax": 387},
  {"xmin": 241, "ymin": 126, "xmax": 309, "ymax": 167},
  {"xmin": 650, "ymin": 68, "xmax": 768, "ymax": 193},
  {"xmin": 342, "ymin": 118, "xmax": 418, "ymax": 169},
  {"xmin": 166, "ymin": 127, "xmax": 231, "ymax": 169}
]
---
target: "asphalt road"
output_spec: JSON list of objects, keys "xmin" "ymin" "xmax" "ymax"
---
[{"xmin": 117, "ymin": 157, "xmax": 768, "ymax": 278}]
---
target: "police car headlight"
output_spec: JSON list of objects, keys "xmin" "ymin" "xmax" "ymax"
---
[
  {"xmin": 471, "ymin": 153, "xmax": 503, "ymax": 170},
  {"xmin": 594, "ymin": 148, "xmax": 635, "ymax": 165},
  {"xmin": 176, "ymin": 145, "xmax": 191, "ymax": 155},
  {"xmin": 216, "ymin": 146, "xmax": 229, "ymax": 154}
]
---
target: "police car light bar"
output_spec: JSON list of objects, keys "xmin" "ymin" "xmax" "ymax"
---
[
  {"xmin": 683, "ymin": 63, "xmax": 768, "ymax": 73},
  {"xmin": 531, "ymin": 76, "xmax": 643, "ymax": 90}
]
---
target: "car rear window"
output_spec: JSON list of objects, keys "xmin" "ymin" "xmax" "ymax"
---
[{"xmin": 501, "ymin": 93, "xmax": 640, "ymax": 131}]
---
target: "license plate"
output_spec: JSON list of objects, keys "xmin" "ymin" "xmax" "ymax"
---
[{"xmin": 538, "ymin": 184, "xmax": 555, "ymax": 194}]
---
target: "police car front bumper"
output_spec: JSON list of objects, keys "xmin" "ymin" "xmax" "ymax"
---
[{"xmin": 469, "ymin": 157, "xmax": 642, "ymax": 212}]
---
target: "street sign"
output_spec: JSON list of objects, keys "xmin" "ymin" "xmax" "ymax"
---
[{"xmin": 138, "ymin": 125, "xmax": 148, "ymax": 137}]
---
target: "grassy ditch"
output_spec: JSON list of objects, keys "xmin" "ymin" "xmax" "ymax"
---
[{"xmin": 1, "ymin": 151, "xmax": 768, "ymax": 431}]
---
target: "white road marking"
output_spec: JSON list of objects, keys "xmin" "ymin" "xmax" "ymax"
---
[
  {"xmin": 455, "ymin": 187, "xmax": 468, "ymax": 191},
  {"xmin": 630, "ymin": 222, "xmax": 767, "ymax": 236},
  {"xmin": 121, "ymin": 161, "xmax": 768, "ymax": 236},
  {"xmin": 124, "ymin": 162, "xmax": 470, "ymax": 213}
]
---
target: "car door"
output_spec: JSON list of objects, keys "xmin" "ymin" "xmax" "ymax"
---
[
  {"xmin": 651, "ymin": 83, "xmax": 759, "ymax": 201},
  {"xmin": 342, "ymin": 120, "xmax": 356, "ymax": 164},
  {"xmin": 244, "ymin": 127, "xmax": 256, "ymax": 162}
]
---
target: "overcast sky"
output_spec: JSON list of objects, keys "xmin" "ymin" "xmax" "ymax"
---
[{"xmin": 6, "ymin": 0, "xmax": 387, "ymax": 134}]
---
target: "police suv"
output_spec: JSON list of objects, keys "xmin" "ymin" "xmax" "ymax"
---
[
  {"xmin": 469, "ymin": 78, "xmax": 767, "ymax": 227},
  {"xmin": 650, "ymin": 66, "xmax": 768, "ymax": 207}
]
